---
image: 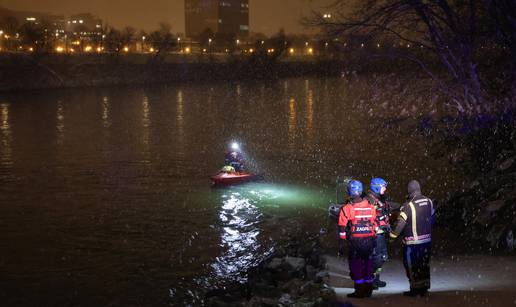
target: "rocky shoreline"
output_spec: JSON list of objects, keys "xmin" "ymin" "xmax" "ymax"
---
[{"xmin": 204, "ymin": 233, "xmax": 339, "ymax": 307}]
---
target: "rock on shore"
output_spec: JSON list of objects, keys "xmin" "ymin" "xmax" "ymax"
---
[{"xmin": 205, "ymin": 234, "xmax": 339, "ymax": 307}]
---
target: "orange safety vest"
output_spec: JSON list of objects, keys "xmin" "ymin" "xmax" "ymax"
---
[{"xmin": 339, "ymin": 199, "xmax": 377, "ymax": 239}]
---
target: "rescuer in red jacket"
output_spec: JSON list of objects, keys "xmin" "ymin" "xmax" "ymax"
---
[{"xmin": 339, "ymin": 180, "xmax": 378, "ymax": 298}]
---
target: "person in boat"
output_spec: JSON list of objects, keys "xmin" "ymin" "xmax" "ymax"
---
[
  {"xmin": 390, "ymin": 180, "xmax": 434, "ymax": 297},
  {"xmin": 224, "ymin": 145, "xmax": 245, "ymax": 172},
  {"xmin": 221, "ymin": 165, "xmax": 236, "ymax": 173},
  {"xmin": 365, "ymin": 177, "xmax": 390, "ymax": 290},
  {"xmin": 338, "ymin": 180, "xmax": 378, "ymax": 298}
]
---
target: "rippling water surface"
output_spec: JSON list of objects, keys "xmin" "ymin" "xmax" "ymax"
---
[{"xmin": 0, "ymin": 77, "xmax": 463, "ymax": 305}]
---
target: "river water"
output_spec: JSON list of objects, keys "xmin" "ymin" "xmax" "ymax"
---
[{"xmin": 0, "ymin": 77, "xmax": 463, "ymax": 305}]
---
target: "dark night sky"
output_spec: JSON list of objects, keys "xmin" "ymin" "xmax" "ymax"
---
[{"xmin": 0, "ymin": 0, "xmax": 334, "ymax": 35}]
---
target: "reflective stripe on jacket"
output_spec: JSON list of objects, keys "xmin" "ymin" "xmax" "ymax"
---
[
  {"xmin": 338, "ymin": 199, "xmax": 378, "ymax": 240},
  {"xmin": 390, "ymin": 195, "xmax": 434, "ymax": 245}
]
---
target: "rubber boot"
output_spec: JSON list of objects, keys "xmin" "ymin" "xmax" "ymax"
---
[
  {"xmin": 364, "ymin": 282, "xmax": 374, "ymax": 297},
  {"xmin": 347, "ymin": 283, "xmax": 366, "ymax": 298},
  {"xmin": 403, "ymin": 288, "xmax": 428, "ymax": 297},
  {"xmin": 373, "ymin": 273, "xmax": 387, "ymax": 289},
  {"xmin": 403, "ymin": 289, "xmax": 419, "ymax": 297}
]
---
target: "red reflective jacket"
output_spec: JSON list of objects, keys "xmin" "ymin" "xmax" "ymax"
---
[{"xmin": 338, "ymin": 199, "xmax": 378, "ymax": 240}]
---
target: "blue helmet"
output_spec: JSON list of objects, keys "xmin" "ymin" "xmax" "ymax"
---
[
  {"xmin": 371, "ymin": 177, "xmax": 388, "ymax": 194},
  {"xmin": 347, "ymin": 180, "xmax": 363, "ymax": 197}
]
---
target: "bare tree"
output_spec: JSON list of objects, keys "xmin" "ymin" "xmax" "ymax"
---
[
  {"xmin": 198, "ymin": 27, "xmax": 215, "ymax": 50},
  {"xmin": 0, "ymin": 16, "xmax": 18, "ymax": 51},
  {"xmin": 19, "ymin": 21, "xmax": 48, "ymax": 53},
  {"xmin": 104, "ymin": 27, "xmax": 123, "ymax": 53},
  {"xmin": 148, "ymin": 23, "xmax": 176, "ymax": 56},
  {"xmin": 121, "ymin": 26, "xmax": 137, "ymax": 50},
  {"xmin": 268, "ymin": 28, "xmax": 290, "ymax": 58},
  {"xmin": 307, "ymin": 0, "xmax": 513, "ymax": 113}
]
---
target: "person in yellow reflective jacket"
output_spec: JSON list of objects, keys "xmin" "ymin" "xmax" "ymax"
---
[{"xmin": 390, "ymin": 180, "xmax": 435, "ymax": 297}]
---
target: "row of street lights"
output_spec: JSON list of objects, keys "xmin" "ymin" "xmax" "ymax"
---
[{"xmin": 0, "ymin": 27, "xmax": 426, "ymax": 54}]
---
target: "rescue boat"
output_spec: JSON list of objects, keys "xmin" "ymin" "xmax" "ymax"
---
[{"xmin": 210, "ymin": 171, "xmax": 259, "ymax": 187}]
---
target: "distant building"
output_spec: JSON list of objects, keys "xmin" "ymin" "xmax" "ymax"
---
[
  {"xmin": 62, "ymin": 13, "xmax": 103, "ymax": 47},
  {"xmin": 0, "ymin": 7, "xmax": 65, "ymax": 32},
  {"xmin": 68, "ymin": 13, "xmax": 102, "ymax": 32},
  {"xmin": 185, "ymin": 0, "xmax": 249, "ymax": 38}
]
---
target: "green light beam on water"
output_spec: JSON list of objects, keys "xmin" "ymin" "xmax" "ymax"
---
[{"xmin": 218, "ymin": 182, "xmax": 332, "ymax": 209}]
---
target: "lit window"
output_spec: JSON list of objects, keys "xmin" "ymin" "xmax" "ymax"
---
[{"xmin": 240, "ymin": 25, "xmax": 249, "ymax": 31}]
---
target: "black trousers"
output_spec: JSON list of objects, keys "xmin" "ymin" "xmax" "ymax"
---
[
  {"xmin": 403, "ymin": 242, "xmax": 431, "ymax": 290},
  {"xmin": 373, "ymin": 233, "xmax": 388, "ymax": 273}
]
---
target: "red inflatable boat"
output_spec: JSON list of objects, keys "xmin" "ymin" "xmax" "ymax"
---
[{"xmin": 210, "ymin": 172, "xmax": 258, "ymax": 187}]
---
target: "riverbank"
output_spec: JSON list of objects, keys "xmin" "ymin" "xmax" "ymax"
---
[
  {"xmin": 203, "ymin": 233, "xmax": 516, "ymax": 306},
  {"xmin": 0, "ymin": 53, "xmax": 344, "ymax": 92}
]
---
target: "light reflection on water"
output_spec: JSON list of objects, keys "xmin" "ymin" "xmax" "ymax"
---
[
  {"xmin": 56, "ymin": 100, "xmax": 64, "ymax": 146},
  {"xmin": 176, "ymin": 89, "xmax": 185, "ymax": 157},
  {"xmin": 306, "ymin": 80, "xmax": 314, "ymax": 142},
  {"xmin": 211, "ymin": 182, "xmax": 328, "ymax": 283},
  {"xmin": 213, "ymin": 190, "xmax": 261, "ymax": 281},
  {"xmin": 101, "ymin": 96, "xmax": 110, "ymax": 128},
  {"xmin": 142, "ymin": 95, "xmax": 151, "ymax": 160},
  {"xmin": 0, "ymin": 103, "xmax": 11, "ymax": 167},
  {"xmin": 288, "ymin": 97, "xmax": 296, "ymax": 150}
]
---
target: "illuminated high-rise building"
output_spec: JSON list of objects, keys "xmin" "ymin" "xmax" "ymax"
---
[{"xmin": 185, "ymin": 0, "xmax": 249, "ymax": 38}]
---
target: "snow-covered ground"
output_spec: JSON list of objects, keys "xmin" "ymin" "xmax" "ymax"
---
[{"xmin": 324, "ymin": 254, "xmax": 516, "ymax": 306}]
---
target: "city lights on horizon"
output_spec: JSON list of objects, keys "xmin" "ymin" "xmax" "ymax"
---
[{"xmin": 0, "ymin": 3, "xmax": 435, "ymax": 56}]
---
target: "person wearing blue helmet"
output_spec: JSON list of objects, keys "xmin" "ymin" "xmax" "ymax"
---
[
  {"xmin": 338, "ymin": 180, "xmax": 378, "ymax": 298},
  {"xmin": 366, "ymin": 177, "xmax": 390, "ymax": 289}
]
